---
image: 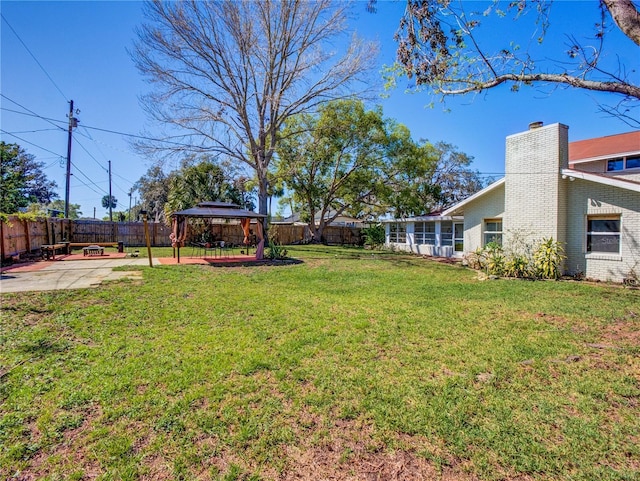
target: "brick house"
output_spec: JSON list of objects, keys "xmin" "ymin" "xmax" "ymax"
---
[{"xmin": 386, "ymin": 122, "xmax": 640, "ymax": 282}]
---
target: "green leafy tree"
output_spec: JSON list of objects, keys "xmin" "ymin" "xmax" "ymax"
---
[
  {"xmin": 101, "ymin": 195, "xmax": 118, "ymax": 210},
  {"xmin": 385, "ymin": 141, "xmax": 484, "ymax": 217},
  {"xmin": 276, "ymin": 100, "xmax": 431, "ymax": 242},
  {"xmin": 0, "ymin": 142, "xmax": 58, "ymax": 214},
  {"xmin": 391, "ymin": 0, "xmax": 640, "ymax": 126},
  {"xmin": 164, "ymin": 159, "xmax": 243, "ymax": 221},
  {"xmin": 26, "ymin": 200, "xmax": 82, "ymax": 219},
  {"xmin": 102, "ymin": 211, "xmax": 128, "ymax": 222},
  {"xmin": 135, "ymin": 165, "xmax": 173, "ymax": 223}
]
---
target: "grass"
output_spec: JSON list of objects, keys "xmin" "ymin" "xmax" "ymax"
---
[{"xmin": 1, "ymin": 245, "xmax": 639, "ymax": 480}]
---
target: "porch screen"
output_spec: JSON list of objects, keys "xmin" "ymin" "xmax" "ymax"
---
[{"xmin": 414, "ymin": 222, "xmax": 435, "ymax": 244}]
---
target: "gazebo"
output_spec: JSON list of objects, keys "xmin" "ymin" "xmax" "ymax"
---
[{"xmin": 170, "ymin": 201, "xmax": 267, "ymax": 263}]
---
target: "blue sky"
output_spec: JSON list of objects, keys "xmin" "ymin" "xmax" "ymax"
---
[{"xmin": 1, "ymin": 1, "xmax": 638, "ymax": 219}]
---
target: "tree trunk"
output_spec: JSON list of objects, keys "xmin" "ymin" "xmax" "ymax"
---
[
  {"xmin": 257, "ymin": 174, "xmax": 269, "ymax": 245},
  {"xmin": 315, "ymin": 219, "xmax": 327, "ymax": 244}
]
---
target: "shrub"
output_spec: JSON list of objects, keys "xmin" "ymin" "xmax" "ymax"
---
[
  {"xmin": 483, "ymin": 242, "xmax": 506, "ymax": 276},
  {"xmin": 533, "ymin": 237, "xmax": 565, "ymax": 280},
  {"xmin": 466, "ymin": 235, "xmax": 565, "ymax": 280},
  {"xmin": 504, "ymin": 254, "xmax": 534, "ymax": 278},
  {"xmin": 362, "ymin": 224, "xmax": 386, "ymax": 249},
  {"xmin": 265, "ymin": 243, "xmax": 288, "ymax": 260}
]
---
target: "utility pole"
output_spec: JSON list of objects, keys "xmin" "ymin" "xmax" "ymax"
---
[
  {"xmin": 128, "ymin": 188, "xmax": 133, "ymax": 222},
  {"xmin": 64, "ymin": 100, "xmax": 78, "ymax": 218},
  {"xmin": 108, "ymin": 160, "xmax": 113, "ymax": 222}
]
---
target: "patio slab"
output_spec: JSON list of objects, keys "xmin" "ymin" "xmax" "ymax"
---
[{"xmin": 0, "ymin": 257, "xmax": 153, "ymax": 293}]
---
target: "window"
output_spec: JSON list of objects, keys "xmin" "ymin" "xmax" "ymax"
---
[
  {"xmin": 441, "ymin": 221, "xmax": 453, "ymax": 246},
  {"xmin": 454, "ymin": 223, "xmax": 464, "ymax": 252},
  {"xmin": 414, "ymin": 222, "xmax": 435, "ymax": 244},
  {"xmin": 607, "ymin": 156, "xmax": 640, "ymax": 171},
  {"xmin": 483, "ymin": 219, "xmax": 503, "ymax": 246},
  {"xmin": 389, "ymin": 223, "xmax": 406, "ymax": 243},
  {"xmin": 607, "ymin": 159, "xmax": 624, "ymax": 171},
  {"xmin": 626, "ymin": 156, "xmax": 640, "ymax": 169},
  {"xmin": 587, "ymin": 217, "xmax": 620, "ymax": 254}
]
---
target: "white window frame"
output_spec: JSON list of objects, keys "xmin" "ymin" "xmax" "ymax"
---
[
  {"xmin": 414, "ymin": 222, "xmax": 435, "ymax": 244},
  {"xmin": 483, "ymin": 219, "xmax": 503, "ymax": 246},
  {"xmin": 389, "ymin": 222, "xmax": 406, "ymax": 243},
  {"xmin": 440, "ymin": 221, "xmax": 453, "ymax": 247},
  {"xmin": 606, "ymin": 155, "xmax": 640, "ymax": 172},
  {"xmin": 454, "ymin": 222, "xmax": 464, "ymax": 253},
  {"xmin": 586, "ymin": 215, "xmax": 621, "ymax": 254}
]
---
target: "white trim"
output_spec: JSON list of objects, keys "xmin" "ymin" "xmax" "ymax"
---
[
  {"xmin": 442, "ymin": 178, "xmax": 506, "ymax": 216},
  {"xmin": 561, "ymin": 168, "xmax": 640, "ymax": 193},
  {"xmin": 381, "ymin": 215, "xmax": 463, "ymax": 223}
]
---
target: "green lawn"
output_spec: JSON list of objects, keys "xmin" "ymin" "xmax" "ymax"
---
[{"xmin": 1, "ymin": 245, "xmax": 638, "ymax": 480}]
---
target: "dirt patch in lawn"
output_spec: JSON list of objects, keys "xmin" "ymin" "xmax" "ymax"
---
[
  {"xmin": 280, "ymin": 422, "xmax": 478, "ymax": 481},
  {"xmin": 599, "ymin": 310, "xmax": 640, "ymax": 347}
]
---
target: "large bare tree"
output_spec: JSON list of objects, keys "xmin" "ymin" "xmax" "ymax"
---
[
  {"xmin": 132, "ymin": 0, "xmax": 377, "ymax": 224},
  {"xmin": 392, "ymin": 0, "xmax": 640, "ymax": 127}
]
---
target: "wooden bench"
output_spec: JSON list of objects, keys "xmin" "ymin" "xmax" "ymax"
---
[
  {"xmin": 41, "ymin": 243, "xmax": 69, "ymax": 260},
  {"xmin": 68, "ymin": 242, "xmax": 124, "ymax": 253},
  {"xmin": 82, "ymin": 245, "xmax": 105, "ymax": 256}
]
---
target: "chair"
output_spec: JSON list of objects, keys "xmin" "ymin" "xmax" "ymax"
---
[
  {"xmin": 219, "ymin": 240, "xmax": 231, "ymax": 258},
  {"xmin": 190, "ymin": 242, "xmax": 205, "ymax": 258}
]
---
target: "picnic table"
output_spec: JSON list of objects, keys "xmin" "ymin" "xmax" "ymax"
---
[{"xmin": 83, "ymin": 245, "xmax": 105, "ymax": 256}]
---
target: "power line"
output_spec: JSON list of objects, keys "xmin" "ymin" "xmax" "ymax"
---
[
  {"xmin": 80, "ymin": 123, "xmax": 207, "ymax": 148},
  {"xmin": 0, "ymin": 106, "xmax": 66, "ymax": 127},
  {"xmin": 2, "ymin": 102, "xmax": 201, "ymax": 149},
  {"xmin": 0, "ymin": 129, "xmax": 64, "ymax": 158},
  {"xmin": 71, "ymin": 161, "xmax": 108, "ymax": 196},
  {"xmin": 1, "ymin": 14, "xmax": 68, "ymax": 102},
  {"xmin": 73, "ymin": 136, "xmax": 108, "ymax": 172},
  {"xmin": 4, "ymin": 128, "xmax": 61, "ymax": 135},
  {"xmin": 0, "ymin": 95, "xmax": 67, "ymax": 131}
]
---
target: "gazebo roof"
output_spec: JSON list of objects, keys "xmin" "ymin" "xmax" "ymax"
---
[{"xmin": 171, "ymin": 201, "xmax": 266, "ymax": 219}]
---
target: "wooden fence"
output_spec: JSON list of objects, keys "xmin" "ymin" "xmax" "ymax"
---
[
  {"xmin": 1, "ymin": 217, "xmax": 173, "ymax": 260},
  {"xmin": 1, "ymin": 216, "xmax": 363, "ymax": 260}
]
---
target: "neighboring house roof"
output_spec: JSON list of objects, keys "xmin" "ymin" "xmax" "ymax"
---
[
  {"xmin": 561, "ymin": 168, "xmax": 640, "ymax": 193},
  {"xmin": 442, "ymin": 178, "xmax": 506, "ymax": 216},
  {"xmin": 569, "ymin": 130, "xmax": 640, "ymax": 164}
]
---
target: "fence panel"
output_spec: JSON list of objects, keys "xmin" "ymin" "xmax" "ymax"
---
[
  {"xmin": 2, "ymin": 217, "xmax": 362, "ymax": 260},
  {"xmin": 323, "ymin": 226, "xmax": 362, "ymax": 245}
]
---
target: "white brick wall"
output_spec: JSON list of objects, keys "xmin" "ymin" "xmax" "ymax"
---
[
  {"xmin": 565, "ymin": 180, "xmax": 640, "ymax": 282},
  {"xmin": 504, "ymin": 123, "xmax": 569, "ymax": 246},
  {"xmin": 463, "ymin": 183, "xmax": 505, "ymax": 252}
]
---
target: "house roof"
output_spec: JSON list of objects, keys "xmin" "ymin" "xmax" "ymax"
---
[
  {"xmin": 569, "ymin": 130, "xmax": 640, "ymax": 164},
  {"xmin": 442, "ymin": 177, "xmax": 506, "ymax": 216},
  {"xmin": 561, "ymin": 169, "xmax": 640, "ymax": 193},
  {"xmin": 381, "ymin": 214, "xmax": 463, "ymax": 223},
  {"xmin": 171, "ymin": 201, "xmax": 266, "ymax": 219}
]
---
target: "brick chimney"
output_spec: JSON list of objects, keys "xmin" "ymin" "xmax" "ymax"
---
[{"xmin": 503, "ymin": 122, "xmax": 569, "ymax": 244}]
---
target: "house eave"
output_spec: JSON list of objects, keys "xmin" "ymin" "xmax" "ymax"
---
[
  {"xmin": 561, "ymin": 168, "xmax": 640, "ymax": 192},
  {"xmin": 442, "ymin": 177, "xmax": 506, "ymax": 216},
  {"xmin": 382, "ymin": 215, "xmax": 463, "ymax": 223}
]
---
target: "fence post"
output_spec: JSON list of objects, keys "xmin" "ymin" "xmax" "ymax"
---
[
  {"xmin": 0, "ymin": 218, "xmax": 4, "ymax": 261},
  {"xmin": 23, "ymin": 218, "xmax": 31, "ymax": 253}
]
